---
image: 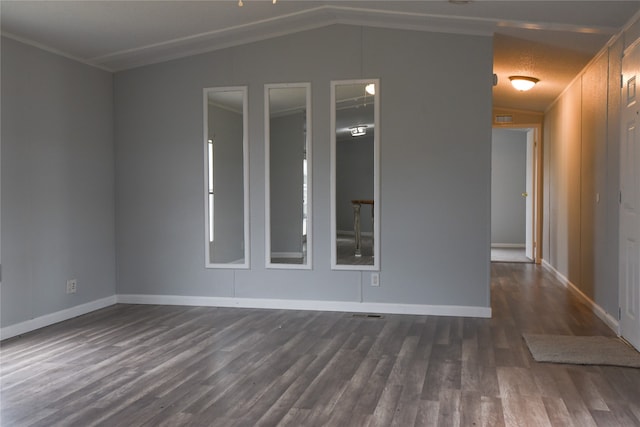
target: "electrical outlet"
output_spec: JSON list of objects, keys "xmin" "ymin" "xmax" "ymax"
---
[
  {"xmin": 371, "ymin": 273, "xmax": 380, "ymax": 287},
  {"xmin": 66, "ymin": 279, "xmax": 77, "ymax": 294}
]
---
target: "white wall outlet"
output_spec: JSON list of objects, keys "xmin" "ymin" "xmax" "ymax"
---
[
  {"xmin": 371, "ymin": 273, "xmax": 380, "ymax": 287},
  {"xmin": 66, "ymin": 279, "xmax": 77, "ymax": 294}
]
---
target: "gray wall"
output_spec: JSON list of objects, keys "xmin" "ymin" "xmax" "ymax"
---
[
  {"xmin": 1, "ymin": 37, "xmax": 116, "ymax": 328},
  {"xmin": 114, "ymin": 25, "xmax": 493, "ymax": 308},
  {"xmin": 270, "ymin": 112, "xmax": 305, "ymax": 255},
  {"xmin": 491, "ymin": 129, "xmax": 526, "ymax": 245}
]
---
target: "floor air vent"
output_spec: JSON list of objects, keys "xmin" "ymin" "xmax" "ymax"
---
[{"xmin": 352, "ymin": 313, "xmax": 384, "ymax": 319}]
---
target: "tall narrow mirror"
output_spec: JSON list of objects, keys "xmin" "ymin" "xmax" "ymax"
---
[
  {"xmin": 265, "ymin": 83, "xmax": 312, "ymax": 268},
  {"xmin": 331, "ymin": 79, "xmax": 380, "ymax": 270},
  {"xmin": 204, "ymin": 87, "xmax": 249, "ymax": 268}
]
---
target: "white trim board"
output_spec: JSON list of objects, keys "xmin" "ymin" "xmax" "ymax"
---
[
  {"xmin": 541, "ymin": 260, "xmax": 619, "ymax": 334},
  {"xmin": 0, "ymin": 296, "xmax": 117, "ymax": 340},
  {"xmin": 117, "ymin": 294, "xmax": 491, "ymax": 318},
  {"xmin": 491, "ymin": 243, "xmax": 525, "ymax": 249},
  {"xmin": 271, "ymin": 252, "xmax": 304, "ymax": 258},
  {"xmin": 337, "ymin": 230, "xmax": 374, "ymax": 238}
]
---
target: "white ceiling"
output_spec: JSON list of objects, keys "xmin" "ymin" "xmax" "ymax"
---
[{"xmin": 2, "ymin": 0, "xmax": 640, "ymax": 112}]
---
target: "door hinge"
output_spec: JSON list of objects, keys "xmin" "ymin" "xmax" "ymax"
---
[
  {"xmin": 621, "ymin": 74, "xmax": 624, "ymax": 88},
  {"xmin": 620, "ymin": 191, "xmax": 622, "ymax": 204},
  {"xmin": 619, "ymin": 307, "xmax": 622, "ymax": 320}
]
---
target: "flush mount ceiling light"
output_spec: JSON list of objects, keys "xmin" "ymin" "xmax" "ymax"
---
[
  {"xmin": 509, "ymin": 76, "xmax": 539, "ymax": 92},
  {"xmin": 350, "ymin": 126, "xmax": 367, "ymax": 137}
]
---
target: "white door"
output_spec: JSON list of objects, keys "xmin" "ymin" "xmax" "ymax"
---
[
  {"xmin": 525, "ymin": 129, "xmax": 534, "ymax": 261},
  {"xmin": 620, "ymin": 41, "xmax": 640, "ymax": 351}
]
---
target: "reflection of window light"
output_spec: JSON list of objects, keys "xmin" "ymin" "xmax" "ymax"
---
[
  {"xmin": 208, "ymin": 142, "xmax": 214, "ymax": 191},
  {"xmin": 365, "ymin": 83, "xmax": 375, "ymax": 95},
  {"xmin": 302, "ymin": 159, "xmax": 308, "ymax": 236},
  {"xmin": 350, "ymin": 126, "xmax": 367, "ymax": 137},
  {"xmin": 209, "ymin": 195, "xmax": 214, "ymax": 242},
  {"xmin": 208, "ymin": 140, "xmax": 214, "ymax": 242}
]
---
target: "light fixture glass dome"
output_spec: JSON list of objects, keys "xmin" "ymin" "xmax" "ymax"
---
[{"xmin": 509, "ymin": 76, "xmax": 539, "ymax": 92}]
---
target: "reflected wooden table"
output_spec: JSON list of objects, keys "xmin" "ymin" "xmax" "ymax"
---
[{"xmin": 351, "ymin": 199, "xmax": 374, "ymax": 257}]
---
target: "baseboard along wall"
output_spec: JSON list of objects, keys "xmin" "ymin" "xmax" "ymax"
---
[
  {"xmin": 491, "ymin": 243, "xmax": 526, "ymax": 249},
  {"xmin": 541, "ymin": 260, "xmax": 620, "ymax": 334},
  {"xmin": 116, "ymin": 294, "xmax": 492, "ymax": 318},
  {"xmin": 1, "ymin": 294, "xmax": 491, "ymax": 340},
  {"xmin": 0, "ymin": 296, "xmax": 117, "ymax": 340}
]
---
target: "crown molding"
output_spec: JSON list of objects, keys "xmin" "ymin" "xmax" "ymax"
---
[{"xmin": 1, "ymin": 31, "xmax": 114, "ymax": 72}]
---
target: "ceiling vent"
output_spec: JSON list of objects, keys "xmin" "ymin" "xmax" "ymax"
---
[{"xmin": 495, "ymin": 114, "xmax": 513, "ymax": 124}]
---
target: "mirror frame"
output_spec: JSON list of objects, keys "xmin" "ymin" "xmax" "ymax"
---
[
  {"xmin": 264, "ymin": 83, "xmax": 312, "ymax": 269},
  {"xmin": 330, "ymin": 79, "xmax": 380, "ymax": 271},
  {"xmin": 203, "ymin": 86, "xmax": 250, "ymax": 269}
]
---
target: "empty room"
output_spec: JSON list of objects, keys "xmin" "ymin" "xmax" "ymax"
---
[{"xmin": 2, "ymin": 1, "xmax": 640, "ymax": 425}]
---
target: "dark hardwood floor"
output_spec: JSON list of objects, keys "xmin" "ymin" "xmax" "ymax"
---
[{"xmin": 1, "ymin": 263, "xmax": 639, "ymax": 426}]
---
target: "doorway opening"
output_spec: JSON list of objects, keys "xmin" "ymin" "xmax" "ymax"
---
[{"xmin": 491, "ymin": 125, "xmax": 541, "ymax": 263}]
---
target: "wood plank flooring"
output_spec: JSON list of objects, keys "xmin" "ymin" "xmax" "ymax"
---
[{"xmin": 1, "ymin": 263, "xmax": 639, "ymax": 426}]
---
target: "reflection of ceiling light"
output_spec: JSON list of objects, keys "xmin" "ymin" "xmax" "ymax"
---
[
  {"xmin": 365, "ymin": 84, "xmax": 375, "ymax": 95},
  {"xmin": 509, "ymin": 76, "xmax": 539, "ymax": 91},
  {"xmin": 350, "ymin": 126, "xmax": 367, "ymax": 137}
]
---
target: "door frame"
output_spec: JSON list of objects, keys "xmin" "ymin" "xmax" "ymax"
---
[{"xmin": 492, "ymin": 123, "xmax": 543, "ymax": 264}]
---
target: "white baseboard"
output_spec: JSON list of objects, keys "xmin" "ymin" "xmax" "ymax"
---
[
  {"xmin": 117, "ymin": 294, "xmax": 492, "ymax": 318},
  {"xmin": 0, "ymin": 293, "xmax": 491, "ymax": 341},
  {"xmin": 0, "ymin": 295, "xmax": 117, "ymax": 340},
  {"xmin": 491, "ymin": 243, "xmax": 525, "ymax": 249},
  {"xmin": 541, "ymin": 260, "xmax": 619, "ymax": 334}
]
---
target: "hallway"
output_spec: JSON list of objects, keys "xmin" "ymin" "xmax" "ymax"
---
[{"xmin": 489, "ymin": 262, "xmax": 639, "ymax": 425}]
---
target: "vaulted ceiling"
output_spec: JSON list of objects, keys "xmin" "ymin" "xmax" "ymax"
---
[{"xmin": 2, "ymin": 1, "xmax": 639, "ymax": 112}]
